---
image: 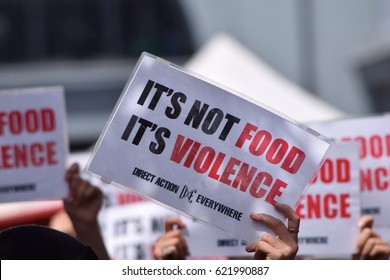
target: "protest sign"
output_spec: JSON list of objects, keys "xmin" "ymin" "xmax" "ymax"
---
[
  {"xmin": 102, "ymin": 202, "xmax": 249, "ymax": 259},
  {"xmin": 296, "ymin": 142, "xmax": 361, "ymax": 257},
  {"xmin": 87, "ymin": 53, "xmax": 331, "ymax": 242},
  {"xmin": 310, "ymin": 115, "xmax": 390, "ymax": 226},
  {"xmin": 103, "ymin": 202, "xmax": 159, "ymax": 260},
  {"xmin": 69, "ymin": 152, "xmax": 248, "ymax": 259},
  {"xmin": 0, "ymin": 87, "xmax": 68, "ymax": 203}
]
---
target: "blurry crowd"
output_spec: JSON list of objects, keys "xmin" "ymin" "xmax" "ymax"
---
[{"xmin": 1, "ymin": 160, "xmax": 389, "ymax": 260}]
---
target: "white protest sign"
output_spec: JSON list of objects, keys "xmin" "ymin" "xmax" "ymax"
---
[
  {"xmin": 296, "ymin": 142, "xmax": 361, "ymax": 257},
  {"xmin": 69, "ymin": 151, "xmax": 248, "ymax": 258},
  {"xmin": 310, "ymin": 115, "xmax": 390, "ymax": 226},
  {"xmin": 87, "ymin": 53, "xmax": 331, "ymax": 242},
  {"xmin": 0, "ymin": 87, "xmax": 68, "ymax": 203},
  {"xmin": 102, "ymin": 201, "xmax": 250, "ymax": 259},
  {"xmin": 103, "ymin": 202, "xmax": 158, "ymax": 260},
  {"xmin": 185, "ymin": 218, "xmax": 250, "ymax": 259}
]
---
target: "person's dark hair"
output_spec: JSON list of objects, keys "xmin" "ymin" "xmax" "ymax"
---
[{"xmin": 0, "ymin": 225, "xmax": 98, "ymax": 260}]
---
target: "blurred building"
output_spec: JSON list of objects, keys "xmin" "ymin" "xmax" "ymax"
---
[
  {"xmin": 0, "ymin": 0, "xmax": 194, "ymax": 150},
  {"xmin": 1, "ymin": 0, "xmax": 390, "ymax": 150}
]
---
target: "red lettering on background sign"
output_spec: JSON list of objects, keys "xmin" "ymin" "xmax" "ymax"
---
[
  {"xmin": 0, "ymin": 142, "xmax": 58, "ymax": 169},
  {"xmin": 312, "ymin": 158, "xmax": 351, "ymax": 184},
  {"xmin": 0, "ymin": 108, "xmax": 56, "ymax": 136},
  {"xmin": 360, "ymin": 167, "xmax": 390, "ymax": 192},
  {"xmin": 117, "ymin": 193, "xmax": 145, "ymax": 205},
  {"xmin": 342, "ymin": 134, "xmax": 390, "ymax": 159},
  {"xmin": 296, "ymin": 193, "xmax": 351, "ymax": 219}
]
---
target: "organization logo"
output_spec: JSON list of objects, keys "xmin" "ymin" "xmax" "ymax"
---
[{"xmin": 179, "ymin": 185, "xmax": 197, "ymax": 203}]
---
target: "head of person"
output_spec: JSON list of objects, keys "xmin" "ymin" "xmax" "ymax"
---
[{"xmin": 0, "ymin": 224, "xmax": 98, "ymax": 260}]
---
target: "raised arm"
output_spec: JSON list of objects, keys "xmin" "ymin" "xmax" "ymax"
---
[{"xmin": 64, "ymin": 163, "xmax": 110, "ymax": 260}]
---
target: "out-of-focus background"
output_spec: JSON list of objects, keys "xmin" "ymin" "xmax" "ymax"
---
[{"xmin": 1, "ymin": 0, "xmax": 390, "ymax": 151}]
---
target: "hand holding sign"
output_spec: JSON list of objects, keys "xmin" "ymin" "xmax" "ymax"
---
[
  {"xmin": 152, "ymin": 216, "xmax": 190, "ymax": 260},
  {"xmin": 64, "ymin": 163, "xmax": 109, "ymax": 260},
  {"xmin": 245, "ymin": 203, "xmax": 299, "ymax": 260},
  {"xmin": 355, "ymin": 215, "xmax": 390, "ymax": 260},
  {"xmin": 64, "ymin": 163, "xmax": 103, "ymax": 224}
]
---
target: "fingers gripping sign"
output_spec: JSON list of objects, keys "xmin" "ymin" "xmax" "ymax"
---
[
  {"xmin": 246, "ymin": 203, "xmax": 300, "ymax": 260},
  {"xmin": 153, "ymin": 216, "xmax": 190, "ymax": 260},
  {"xmin": 277, "ymin": 202, "xmax": 300, "ymax": 240},
  {"xmin": 63, "ymin": 162, "xmax": 110, "ymax": 260},
  {"xmin": 355, "ymin": 215, "xmax": 390, "ymax": 260},
  {"xmin": 64, "ymin": 163, "xmax": 103, "ymax": 224}
]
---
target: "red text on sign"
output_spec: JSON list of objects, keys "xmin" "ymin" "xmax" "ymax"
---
[
  {"xmin": 235, "ymin": 123, "xmax": 306, "ymax": 174},
  {"xmin": 312, "ymin": 158, "xmax": 351, "ymax": 184},
  {"xmin": 0, "ymin": 142, "xmax": 58, "ymax": 169},
  {"xmin": 296, "ymin": 193, "xmax": 351, "ymax": 219},
  {"xmin": 0, "ymin": 108, "xmax": 55, "ymax": 135},
  {"xmin": 360, "ymin": 167, "xmax": 390, "ymax": 192},
  {"xmin": 170, "ymin": 134, "xmax": 288, "ymax": 205},
  {"xmin": 342, "ymin": 134, "xmax": 390, "ymax": 159}
]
